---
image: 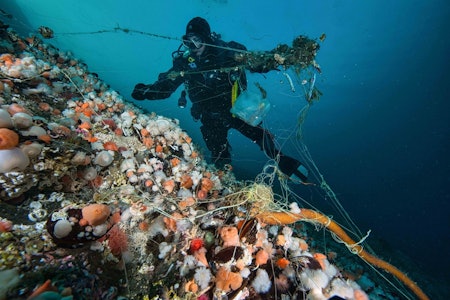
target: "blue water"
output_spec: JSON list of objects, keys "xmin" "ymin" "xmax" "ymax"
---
[{"xmin": 3, "ymin": 0, "xmax": 449, "ymax": 296}]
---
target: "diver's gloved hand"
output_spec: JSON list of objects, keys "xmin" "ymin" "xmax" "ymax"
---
[
  {"xmin": 131, "ymin": 83, "xmax": 150, "ymax": 100},
  {"xmin": 278, "ymin": 155, "xmax": 309, "ymax": 183}
]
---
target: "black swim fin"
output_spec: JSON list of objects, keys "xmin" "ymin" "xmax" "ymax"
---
[{"xmin": 278, "ymin": 155, "xmax": 308, "ymax": 183}]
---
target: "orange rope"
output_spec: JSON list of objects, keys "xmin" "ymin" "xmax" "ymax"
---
[{"xmin": 256, "ymin": 209, "xmax": 429, "ymax": 300}]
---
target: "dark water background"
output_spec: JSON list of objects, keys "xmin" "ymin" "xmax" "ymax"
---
[{"xmin": 2, "ymin": 0, "xmax": 449, "ymax": 296}]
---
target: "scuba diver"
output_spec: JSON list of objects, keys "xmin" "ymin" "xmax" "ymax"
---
[{"xmin": 132, "ymin": 17, "xmax": 308, "ymax": 183}]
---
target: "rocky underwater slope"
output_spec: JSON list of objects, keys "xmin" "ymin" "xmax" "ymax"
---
[{"xmin": 0, "ymin": 23, "xmax": 428, "ymax": 300}]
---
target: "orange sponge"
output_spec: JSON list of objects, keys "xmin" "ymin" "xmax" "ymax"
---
[
  {"xmin": 0, "ymin": 128, "xmax": 19, "ymax": 150},
  {"xmin": 81, "ymin": 204, "xmax": 110, "ymax": 226}
]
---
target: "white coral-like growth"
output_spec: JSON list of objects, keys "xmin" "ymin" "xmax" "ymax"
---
[
  {"xmin": 300, "ymin": 269, "xmax": 329, "ymax": 290},
  {"xmin": 158, "ymin": 242, "xmax": 172, "ymax": 259},
  {"xmin": 328, "ymin": 278, "xmax": 355, "ymax": 299},
  {"xmin": 0, "ymin": 148, "xmax": 30, "ymax": 173},
  {"xmin": 251, "ymin": 269, "xmax": 271, "ymax": 293},
  {"xmin": 147, "ymin": 215, "xmax": 169, "ymax": 238},
  {"xmin": 194, "ymin": 267, "xmax": 212, "ymax": 290}
]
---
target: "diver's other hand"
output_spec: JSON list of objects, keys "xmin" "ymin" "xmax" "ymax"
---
[{"xmin": 131, "ymin": 83, "xmax": 149, "ymax": 100}]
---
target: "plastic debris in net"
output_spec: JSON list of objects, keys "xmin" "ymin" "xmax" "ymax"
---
[{"xmin": 230, "ymin": 86, "xmax": 271, "ymax": 126}]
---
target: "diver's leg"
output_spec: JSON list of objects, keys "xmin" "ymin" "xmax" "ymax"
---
[
  {"xmin": 200, "ymin": 119, "xmax": 231, "ymax": 168},
  {"xmin": 232, "ymin": 118, "xmax": 308, "ymax": 181}
]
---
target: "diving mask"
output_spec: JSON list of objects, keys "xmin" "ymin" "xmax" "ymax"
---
[{"xmin": 183, "ymin": 34, "xmax": 203, "ymax": 49}]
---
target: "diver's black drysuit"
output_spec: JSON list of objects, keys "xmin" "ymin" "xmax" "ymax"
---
[{"xmin": 131, "ymin": 37, "xmax": 308, "ymax": 182}]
